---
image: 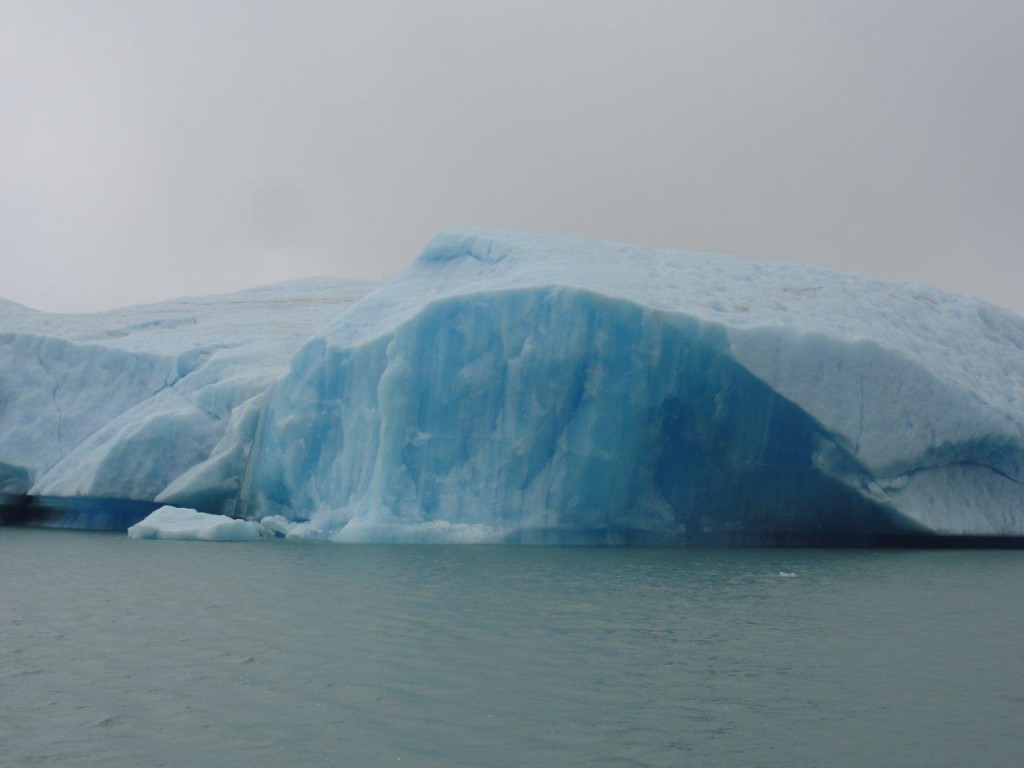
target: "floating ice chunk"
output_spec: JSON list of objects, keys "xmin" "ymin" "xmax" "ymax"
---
[{"xmin": 127, "ymin": 505, "xmax": 260, "ymax": 541}]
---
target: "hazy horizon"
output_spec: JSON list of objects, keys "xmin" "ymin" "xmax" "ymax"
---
[{"xmin": 3, "ymin": 1, "xmax": 1022, "ymax": 315}]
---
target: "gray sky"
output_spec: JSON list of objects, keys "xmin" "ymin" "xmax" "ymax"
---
[{"xmin": 3, "ymin": 0, "xmax": 1022, "ymax": 314}]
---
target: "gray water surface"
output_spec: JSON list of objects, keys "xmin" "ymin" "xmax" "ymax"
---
[{"xmin": 2, "ymin": 528, "xmax": 1022, "ymax": 767}]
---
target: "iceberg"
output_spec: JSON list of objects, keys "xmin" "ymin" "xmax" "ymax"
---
[
  {"xmin": 127, "ymin": 505, "xmax": 261, "ymax": 541},
  {"xmin": 2, "ymin": 229, "xmax": 1023, "ymax": 543}
]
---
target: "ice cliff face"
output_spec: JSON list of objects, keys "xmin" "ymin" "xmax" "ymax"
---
[{"xmin": 3, "ymin": 229, "xmax": 1023, "ymax": 541}]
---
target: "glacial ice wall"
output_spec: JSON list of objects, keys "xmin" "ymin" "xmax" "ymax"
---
[
  {"xmin": 2, "ymin": 229, "xmax": 1023, "ymax": 541},
  {"xmin": 240, "ymin": 229, "xmax": 1024, "ymax": 540}
]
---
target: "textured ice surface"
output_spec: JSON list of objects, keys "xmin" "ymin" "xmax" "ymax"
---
[
  {"xmin": 0, "ymin": 279, "xmax": 376, "ymax": 513},
  {"xmin": 244, "ymin": 229, "xmax": 1024, "ymax": 540},
  {"xmin": 3, "ymin": 229, "xmax": 1023, "ymax": 542},
  {"xmin": 127, "ymin": 506, "xmax": 260, "ymax": 541}
]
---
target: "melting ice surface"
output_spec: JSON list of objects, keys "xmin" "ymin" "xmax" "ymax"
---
[{"xmin": 2, "ymin": 229, "xmax": 1024, "ymax": 543}]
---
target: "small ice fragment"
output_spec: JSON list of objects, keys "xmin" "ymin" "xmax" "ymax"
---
[{"xmin": 127, "ymin": 505, "xmax": 260, "ymax": 541}]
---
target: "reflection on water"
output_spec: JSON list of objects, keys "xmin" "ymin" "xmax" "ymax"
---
[{"xmin": 2, "ymin": 528, "xmax": 1023, "ymax": 767}]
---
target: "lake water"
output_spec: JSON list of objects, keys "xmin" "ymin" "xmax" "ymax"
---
[{"xmin": 2, "ymin": 528, "xmax": 1023, "ymax": 767}]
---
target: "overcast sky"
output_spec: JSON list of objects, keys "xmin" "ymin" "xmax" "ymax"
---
[{"xmin": 3, "ymin": 1, "xmax": 1022, "ymax": 314}]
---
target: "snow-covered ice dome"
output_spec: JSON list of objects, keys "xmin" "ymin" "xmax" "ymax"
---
[{"xmin": 2, "ymin": 229, "xmax": 1023, "ymax": 543}]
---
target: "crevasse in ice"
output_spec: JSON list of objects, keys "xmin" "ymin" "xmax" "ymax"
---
[{"xmin": 2, "ymin": 229, "xmax": 1023, "ymax": 542}]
